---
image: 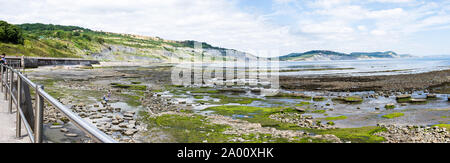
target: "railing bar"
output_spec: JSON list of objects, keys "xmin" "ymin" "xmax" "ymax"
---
[
  {"xmin": 38, "ymin": 89, "xmax": 116, "ymax": 143},
  {"xmin": 1, "ymin": 64, "xmax": 3, "ymax": 93},
  {"xmin": 15, "ymin": 71, "xmax": 36, "ymax": 88},
  {"xmin": 3, "ymin": 65, "xmax": 116, "ymax": 143},
  {"xmin": 17, "ymin": 105, "xmax": 35, "ymax": 143},
  {"xmin": 16, "ymin": 76, "xmax": 21, "ymax": 138},
  {"xmin": 34, "ymin": 84, "xmax": 43, "ymax": 143},
  {"xmin": 11, "ymin": 94, "xmax": 17, "ymax": 105},
  {"xmin": 8, "ymin": 68, "xmax": 12, "ymax": 114}
]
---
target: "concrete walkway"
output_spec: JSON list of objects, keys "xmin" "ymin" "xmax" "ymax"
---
[{"xmin": 0, "ymin": 91, "xmax": 30, "ymax": 143}]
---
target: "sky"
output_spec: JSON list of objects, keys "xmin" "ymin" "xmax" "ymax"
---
[{"xmin": 1, "ymin": 0, "xmax": 450, "ymax": 57}]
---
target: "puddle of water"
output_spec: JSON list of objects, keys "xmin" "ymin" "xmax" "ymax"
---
[
  {"xmin": 44, "ymin": 122, "xmax": 90, "ymax": 143},
  {"xmin": 232, "ymin": 115, "xmax": 254, "ymax": 119}
]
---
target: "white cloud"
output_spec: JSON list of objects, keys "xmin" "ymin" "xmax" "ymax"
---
[
  {"xmin": 276, "ymin": 0, "xmax": 450, "ymax": 55},
  {"xmin": 1, "ymin": 0, "xmax": 450, "ymax": 56},
  {"xmin": 357, "ymin": 25, "xmax": 367, "ymax": 31},
  {"xmin": 369, "ymin": 0, "xmax": 414, "ymax": 3},
  {"xmin": 309, "ymin": 0, "xmax": 353, "ymax": 8},
  {"xmin": 370, "ymin": 30, "xmax": 387, "ymax": 36},
  {"xmin": 366, "ymin": 8, "xmax": 406, "ymax": 18},
  {"xmin": 299, "ymin": 21, "xmax": 354, "ymax": 35},
  {"xmin": 273, "ymin": 0, "xmax": 296, "ymax": 4},
  {"xmin": 0, "ymin": 0, "xmax": 302, "ymax": 56}
]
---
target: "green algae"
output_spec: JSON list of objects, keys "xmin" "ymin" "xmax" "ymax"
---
[
  {"xmin": 432, "ymin": 124, "xmax": 450, "ymax": 130},
  {"xmin": 382, "ymin": 112, "xmax": 405, "ymax": 119},
  {"xmin": 267, "ymin": 93, "xmax": 312, "ymax": 100},
  {"xmin": 193, "ymin": 95, "xmax": 204, "ymax": 99},
  {"xmin": 385, "ymin": 104, "xmax": 396, "ymax": 109},
  {"xmin": 313, "ymin": 96, "xmax": 327, "ymax": 101},
  {"xmin": 324, "ymin": 115, "xmax": 348, "ymax": 121},
  {"xmin": 295, "ymin": 101, "xmax": 311, "ymax": 107},
  {"xmin": 141, "ymin": 113, "xmax": 232, "ymax": 143},
  {"xmin": 311, "ymin": 110, "xmax": 327, "ymax": 114},
  {"xmin": 396, "ymin": 98, "xmax": 411, "ymax": 103},
  {"xmin": 205, "ymin": 105, "xmax": 301, "ymax": 130},
  {"xmin": 139, "ymin": 112, "xmax": 331, "ymax": 143},
  {"xmin": 333, "ymin": 96, "xmax": 363, "ymax": 104},
  {"xmin": 204, "ymin": 105, "xmax": 385, "ymax": 143},
  {"xmin": 110, "ymin": 83, "xmax": 147, "ymax": 90},
  {"xmin": 303, "ymin": 126, "xmax": 386, "ymax": 143},
  {"xmin": 120, "ymin": 93, "xmax": 142, "ymax": 107},
  {"xmin": 209, "ymin": 95, "xmax": 262, "ymax": 104}
]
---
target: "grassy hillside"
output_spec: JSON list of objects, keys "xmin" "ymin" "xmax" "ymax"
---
[
  {"xmin": 278, "ymin": 50, "xmax": 410, "ymax": 61},
  {"xmin": 1, "ymin": 23, "xmax": 103, "ymax": 58},
  {"xmin": 279, "ymin": 50, "xmax": 347, "ymax": 61},
  {"xmin": 0, "ymin": 22, "xmax": 251, "ymax": 62}
]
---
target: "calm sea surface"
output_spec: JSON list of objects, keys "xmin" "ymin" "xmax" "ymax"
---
[
  {"xmin": 279, "ymin": 56, "xmax": 450, "ymax": 76},
  {"xmin": 188, "ymin": 56, "xmax": 450, "ymax": 77}
]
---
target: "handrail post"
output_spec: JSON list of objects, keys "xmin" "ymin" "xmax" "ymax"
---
[
  {"xmin": 16, "ymin": 74, "xmax": 21, "ymax": 138},
  {"xmin": 8, "ymin": 68, "xmax": 13, "ymax": 114},
  {"xmin": 4, "ymin": 67, "xmax": 7, "ymax": 100},
  {"xmin": 1, "ymin": 60, "xmax": 116, "ymax": 143},
  {"xmin": 1, "ymin": 64, "xmax": 3, "ymax": 93},
  {"xmin": 34, "ymin": 85, "xmax": 44, "ymax": 143}
]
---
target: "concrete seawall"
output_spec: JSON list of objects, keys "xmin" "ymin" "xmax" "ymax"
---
[{"xmin": 5, "ymin": 57, "xmax": 100, "ymax": 68}]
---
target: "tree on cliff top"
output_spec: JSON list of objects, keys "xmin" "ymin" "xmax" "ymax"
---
[{"xmin": 0, "ymin": 20, "xmax": 24, "ymax": 45}]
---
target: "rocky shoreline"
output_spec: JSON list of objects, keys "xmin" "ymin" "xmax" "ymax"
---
[
  {"xmin": 139, "ymin": 108, "xmax": 450, "ymax": 143},
  {"xmin": 269, "ymin": 113, "xmax": 337, "ymax": 130},
  {"xmin": 279, "ymin": 69, "xmax": 450, "ymax": 93},
  {"xmin": 375, "ymin": 124, "xmax": 449, "ymax": 143},
  {"xmin": 44, "ymin": 99, "xmax": 145, "ymax": 143},
  {"xmin": 143, "ymin": 111, "xmax": 342, "ymax": 143},
  {"xmin": 27, "ymin": 65, "xmax": 449, "ymax": 143}
]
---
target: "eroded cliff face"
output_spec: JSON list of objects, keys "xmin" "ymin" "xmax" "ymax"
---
[{"xmin": 89, "ymin": 44, "xmax": 258, "ymax": 63}]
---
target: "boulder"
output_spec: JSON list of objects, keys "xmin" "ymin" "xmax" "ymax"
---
[
  {"xmin": 123, "ymin": 113, "xmax": 134, "ymax": 117},
  {"xmin": 111, "ymin": 126, "xmax": 123, "ymax": 131},
  {"xmin": 305, "ymin": 120, "xmax": 313, "ymax": 126},
  {"xmin": 294, "ymin": 107, "xmax": 306, "ymax": 112},
  {"xmin": 410, "ymin": 99, "xmax": 427, "ymax": 103},
  {"xmin": 343, "ymin": 96, "xmax": 363, "ymax": 103},
  {"xmin": 123, "ymin": 129, "xmax": 137, "ymax": 136},
  {"xmin": 128, "ymin": 120, "xmax": 136, "ymax": 125},
  {"xmin": 426, "ymin": 94, "xmax": 437, "ymax": 99},
  {"xmin": 385, "ymin": 104, "xmax": 396, "ymax": 109},
  {"xmin": 313, "ymin": 96, "xmax": 326, "ymax": 101},
  {"xmin": 65, "ymin": 133, "xmax": 78, "ymax": 137},
  {"xmin": 396, "ymin": 94, "xmax": 411, "ymax": 99},
  {"xmin": 126, "ymin": 124, "xmax": 136, "ymax": 129},
  {"xmin": 112, "ymin": 120, "xmax": 120, "ymax": 125},
  {"xmin": 119, "ymin": 123, "xmax": 128, "ymax": 128},
  {"xmin": 50, "ymin": 125, "xmax": 63, "ymax": 129},
  {"xmin": 60, "ymin": 128, "xmax": 69, "ymax": 133}
]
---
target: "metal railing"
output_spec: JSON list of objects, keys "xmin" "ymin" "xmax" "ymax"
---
[{"xmin": 1, "ymin": 62, "xmax": 117, "ymax": 143}]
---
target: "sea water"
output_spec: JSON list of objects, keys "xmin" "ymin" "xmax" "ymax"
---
[
  {"xmin": 182, "ymin": 56, "xmax": 450, "ymax": 77},
  {"xmin": 279, "ymin": 56, "xmax": 450, "ymax": 76}
]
